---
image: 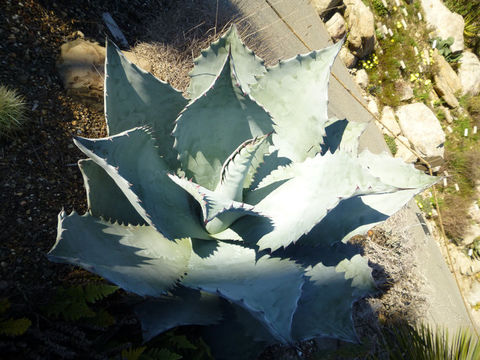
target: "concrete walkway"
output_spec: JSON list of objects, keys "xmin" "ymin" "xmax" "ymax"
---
[{"xmin": 228, "ymin": 0, "xmax": 475, "ymax": 334}]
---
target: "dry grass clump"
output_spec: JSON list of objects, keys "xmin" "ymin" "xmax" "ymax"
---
[
  {"xmin": 441, "ymin": 193, "xmax": 471, "ymax": 242},
  {"xmin": 0, "ymin": 85, "xmax": 27, "ymax": 138},
  {"xmin": 441, "ymin": 147, "xmax": 480, "ymax": 241},
  {"xmin": 467, "ymin": 95, "xmax": 480, "ymax": 121},
  {"xmin": 132, "ymin": 0, "xmax": 236, "ymax": 92}
]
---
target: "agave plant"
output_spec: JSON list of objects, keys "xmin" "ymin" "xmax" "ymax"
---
[{"xmin": 48, "ymin": 27, "xmax": 437, "ymax": 358}]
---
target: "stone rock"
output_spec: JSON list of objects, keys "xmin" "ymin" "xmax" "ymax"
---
[
  {"xmin": 395, "ymin": 135, "xmax": 417, "ymax": 163},
  {"xmin": 344, "ymin": 0, "xmax": 376, "ymax": 58},
  {"xmin": 367, "ymin": 98, "xmax": 379, "ymax": 117},
  {"xmin": 378, "ymin": 106, "xmax": 401, "ymax": 136},
  {"xmin": 57, "ymin": 39, "xmax": 153, "ymax": 102},
  {"xmin": 458, "ymin": 51, "xmax": 480, "ymax": 96},
  {"xmin": 396, "ymin": 103, "xmax": 445, "ymax": 158},
  {"xmin": 439, "ymin": 106, "xmax": 453, "ymax": 123},
  {"xmin": 451, "ymin": 247, "xmax": 480, "ymax": 276},
  {"xmin": 311, "ymin": 0, "xmax": 343, "ymax": 17},
  {"xmin": 394, "ymin": 80, "xmax": 414, "ymax": 102},
  {"xmin": 339, "ymin": 47, "xmax": 357, "ymax": 68},
  {"xmin": 468, "ymin": 281, "xmax": 480, "ymax": 307},
  {"xmin": 325, "ymin": 12, "xmax": 346, "ymax": 42},
  {"xmin": 420, "ymin": 0, "xmax": 464, "ymax": 52},
  {"xmin": 432, "ymin": 49, "xmax": 462, "ymax": 108},
  {"xmin": 354, "ymin": 69, "xmax": 369, "ymax": 89}
]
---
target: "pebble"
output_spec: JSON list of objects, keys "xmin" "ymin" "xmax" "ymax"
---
[{"xmin": 1, "ymin": 261, "xmax": 7, "ymax": 268}]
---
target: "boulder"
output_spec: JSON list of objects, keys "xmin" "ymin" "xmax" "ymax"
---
[
  {"xmin": 395, "ymin": 135, "xmax": 417, "ymax": 163},
  {"xmin": 339, "ymin": 46, "xmax": 357, "ymax": 68},
  {"xmin": 439, "ymin": 106, "xmax": 453, "ymax": 124},
  {"xmin": 458, "ymin": 51, "xmax": 480, "ymax": 96},
  {"xmin": 354, "ymin": 69, "xmax": 369, "ymax": 89},
  {"xmin": 396, "ymin": 103, "xmax": 445, "ymax": 158},
  {"xmin": 432, "ymin": 49, "xmax": 462, "ymax": 108},
  {"xmin": 377, "ymin": 106, "xmax": 401, "ymax": 136},
  {"xmin": 57, "ymin": 39, "xmax": 153, "ymax": 102},
  {"xmin": 311, "ymin": 0, "xmax": 343, "ymax": 17},
  {"xmin": 394, "ymin": 80, "xmax": 414, "ymax": 102},
  {"xmin": 344, "ymin": 0, "xmax": 376, "ymax": 58},
  {"xmin": 325, "ymin": 12, "xmax": 346, "ymax": 42},
  {"xmin": 367, "ymin": 98, "xmax": 379, "ymax": 117},
  {"xmin": 420, "ymin": 0, "xmax": 464, "ymax": 52}
]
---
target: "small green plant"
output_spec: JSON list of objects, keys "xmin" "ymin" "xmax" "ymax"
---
[
  {"xmin": 0, "ymin": 85, "xmax": 27, "ymax": 138},
  {"xmin": 415, "ymin": 194, "xmax": 435, "ymax": 218},
  {"xmin": 430, "ymin": 37, "xmax": 463, "ymax": 63},
  {"xmin": 45, "ymin": 283, "xmax": 118, "ymax": 323},
  {"xmin": 383, "ymin": 134, "xmax": 397, "ymax": 156},
  {"xmin": 371, "ymin": 0, "xmax": 388, "ymax": 17},
  {"xmin": 467, "ymin": 237, "xmax": 480, "ymax": 260},
  {"xmin": 121, "ymin": 330, "xmax": 212, "ymax": 360},
  {"xmin": 379, "ymin": 323, "xmax": 480, "ymax": 360},
  {"xmin": 0, "ymin": 298, "xmax": 31, "ymax": 337}
]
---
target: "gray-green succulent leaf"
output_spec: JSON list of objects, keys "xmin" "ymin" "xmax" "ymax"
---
[
  {"xmin": 250, "ymin": 39, "xmax": 344, "ymax": 162},
  {"xmin": 188, "ymin": 25, "xmax": 266, "ymax": 99},
  {"xmin": 105, "ymin": 39, "xmax": 187, "ymax": 169},
  {"xmin": 49, "ymin": 25, "xmax": 438, "ymax": 356},
  {"xmin": 173, "ymin": 54, "xmax": 274, "ymax": 190}
]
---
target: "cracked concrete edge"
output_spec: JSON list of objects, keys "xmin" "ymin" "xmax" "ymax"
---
[{"xmin": 227, "ymin": 0, "xmax": 474, "ymax": 333}]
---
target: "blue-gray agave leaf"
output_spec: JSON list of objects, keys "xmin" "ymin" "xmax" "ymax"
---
[
  {"xmin": 173, "ymin": 55, "xmax": 273, "ymax": 190},
  {"xmin": 188, "ymin": 26, "xmax": 266, "ymax": 98},
  {"xmin": 105, "ymin": 39, "xmax": 187, "ymax": 169},
  {"xmin": 49, "ymin": 25, "xmax": 438, "ymax": 357}
]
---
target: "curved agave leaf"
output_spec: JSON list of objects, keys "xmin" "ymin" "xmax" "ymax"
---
[
  {"xmin": 174, "ymin": 55, "xmax": 274, "ymax": 190},
  {"xmin": 105, "ymin": 40, "xmax": 187, "ymax": 168},
  {"xmin": 250, "ymin": 40, "xmax": 343, "ymax": 162},
  {"xmin": 181, "ymin": 240, "xmax": 304, "ymax": 343},
  {"xmin": 336, "ymin": 254, "xmax": 376, "ymax": 298},
  {"xmin": 215, "ymin": 134, "xmax": 270, "ymax": 202},
  {"xmin": 168, "ymin": 174, "xmax": 261, "ymax": 235},
  {"xmin": 321, "ymin": 119, "xmax": 368, "ymax": 156},
  {"xmin": 201, "ymin": 302, "xmax": 276, "ymax": 360},
  {"xmin": 291, "ymin": 259, "xmax": 373, "ymax": 342},
  {"xmin": 74, "ymin": 127, "xmax": 210, "ymax": 240},
  {"xmin": 188, "ymin": 26, "xmax": 266, "ymax": 99},
  {"xmin": 252, "ymin": 151, "xmax": 399, "ymax": 251},
  {"xmin": 357, "ymin": 151, "xmax": 438, "ymax": 189},
  {"xmin": 247, "ymin": 150, "xmax": 291, "ymax": 191},
  {"xmin": 296, "ymin": 153, "xmax": 437, "ymax": 247},
  {"xmin": 135, "ymin": 288, "xmax": 223, "ymax": 342},
  {"xmin": 48, "ymin": 211, "xmax": 191, "ymax": 296},
  {"xmin": 78, "ymin": 159, "xmax": 145, "ymax": 226}
]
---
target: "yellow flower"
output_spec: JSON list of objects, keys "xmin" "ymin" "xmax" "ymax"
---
[
  {"xmin": 393, "ymin": 6, "xmax": 397, "ymax": 11},
  {"xmin": 424, "ymin": 79, "xmax": 431, "ymax": 85},
  {"xmin": 396, "ymin": 22, "xmax": 402, "ymax": 29},
  {"xmin": 391, "ymin": 39, "xmax": 395, "ymax": 43}
]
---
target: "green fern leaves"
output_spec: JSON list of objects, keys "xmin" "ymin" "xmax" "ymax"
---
[
  {"xmin": 45, "ymin": 283, "xmax": 118, "ymax": 322},
  {"xmin": 0, "ymin": 298, "xmax": 31, "ymax": 337}
]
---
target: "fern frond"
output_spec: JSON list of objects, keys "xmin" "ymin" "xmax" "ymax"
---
[
  {"xmin": 141, "ymin": 348, "xmax": 182, "ymax": 360},
  {"xmin": 121, "ymin": 346, "xmax": 146, "ymax": 360},
  {"xmin": 84, "ymin": 283, "xmax": 119, "ymax": 303},
  {"xmin": 0, "ymin": 317, "xmax": 31, "ymax": 336},
  {"xmin": 167, "ymin": 334, "xmax": 197, "ymax": 351},
  {"xmin": 0, "ymin": 298, "xmax": 10, "ymax": 314}
]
